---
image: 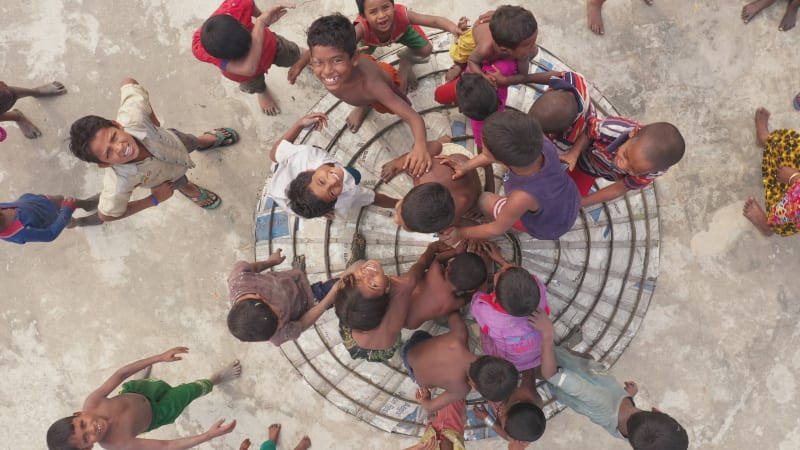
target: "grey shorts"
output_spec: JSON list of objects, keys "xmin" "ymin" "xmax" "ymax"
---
[{"xmin": 238, "ymin": 34, "xmax": 301, "ymax": 94}]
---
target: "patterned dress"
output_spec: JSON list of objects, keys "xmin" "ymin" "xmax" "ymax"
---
[{"xmin": 761, "ymin": 128, "xmax": 800, "ymax": 236}]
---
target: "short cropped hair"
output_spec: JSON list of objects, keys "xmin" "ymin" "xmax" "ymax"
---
[
  {"xmin": 355, "ymin": 0, "xmax": 394, "ymax": 16},
  {"xmin": 307, "ymin": 14, "xmax": 358, "ymax": 57},
  {"xmin": 496, "ymin": 267, "xmax": 540, "ymax": 316},
  {"xmin": 227, "ymin": 299, "xmax": 279, "ymax": 342},
  {"xmin": 287, "ymin": 171, "xmax": 337, "ymax": 218},
  {"xmin": 505, "ymin": 402, "xmax": 547, "ymax": 442},
  {"xmin": 636, "ymin": 122, "xmax": 686, "ymax": 172},
  {"xmin": 401, "ymin": 183, "xmax": 455, "ymax": 233},
  {"xmin": 200, "ymin": 15, "xmax": 252, "ymax": 60},
  {"xmin": 69, "ymin": 115, "xmax": 115, "ymax": 164},
  {"xmin": 448, "ymin": 252, "xmax": 487, "ymax": 298},
  {"xmin": 456, "ymin": 74, "xmax": 500, "ymax": 121},
  {"xmin": 469, "ymin": 355, "xmax": 518, "ymax": 401},
  {"xmin": 489, "ymin": 5, "xmax": 538, "ymax": 50},
  {"xmin": 528, "ymin": 89, "xmax": 579, "ymax": 135},
  {"xmin": 47, "ymin": 416, "xmax": 79, "ymax": 450},
  {"xmin": 483, "ymin": 110, "xmax": 544, "ymax": 167},
  {"xmin": 628, "ymin": 411, "xmax": 689, "ymax": 450},
  {"xmin": 334, "ymin": 273, "xmax": 390, "ymax": 331}
]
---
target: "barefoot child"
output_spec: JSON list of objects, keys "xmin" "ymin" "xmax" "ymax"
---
[
  {"xmin": 193, "ymin": 1, "xmax": 309, "ymax": 115},
  {"xmin": 587, "ymin": 0, "xmax": 654, "ymax": 36},
  {"xmin": 227, "ymin": 249, "xmax": 344, "ymax": 344},
  {"xmin": 742, "ymin": 0, "xmax": 800, "ymax": 32},
  {"xmin": 743, "ymin": 107, "xmax": 800, "ymax": 236},
  {"xmin": 530, "ymin": 311, "xmax": 689, "ymax": 449},
  {"xmin": 46, "ymin": 347, "xmax": 241, "ymax": 450},
  {"xmin": 438, "ymin": 110, "xmax": 580, "ymax": 243},
  {"xmin": 569, "ymin": 116, "xmax": 685, "ymax": 208},
  {"xmin": 68, "ymin": 78, "xmax": 238, "ymax": 221},
  {"xmin": 354, "ymin": 0, "xmax": 464, "ymax": 89},
  {"xmin": 0, "ymin": 80, "xmax": 66, "ymax": 139},
  {"xmin": 306, "ymin": 14, "xmax": 431, "ymax": 177},
  {"xmin": 403, "ymin": 312, "xmax": 519, "ymax": 412},
  {"xmin": 0, "ymin": 193, "xmax": 100, "ymax": 244},
  {"xmin": 239, "ymin": 423, "xmax": 311, "ymax": 450},
  {"xmin": 269, "ymin": 112, "xmax": 397, "ymax": 219}
]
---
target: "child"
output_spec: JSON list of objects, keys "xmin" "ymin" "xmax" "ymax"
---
[
  {"xmin": 68, "ymin": 78, "xmax": 238, "ymax": 221},
  {"xmin": 193, "ymin": 1, "xmax": 309, "ymax": 115},
  {"xmin": 470, "ymin": 242, "xmax": 549, "ymax": 372},
  {"xmin": 403, "ymin": 312, "xmax": 519, "ymax": 412},
  {"xmin": 438, "ymin": 110, "xmax": 580, "ymax": 243},
  {"xmin": 0, "ymin": 193, "xmax": 100, "ymax": 244},
  {"xmin": 0, "ymin": 80, "xmax": 66, "ymax": 139},
  {"xmin": 46, "ymin": 347, "xmax": 241, "ymax": 450},
  {"xmin": 239, "ymin": 423, "xmax": 311, "ymax": 450},
  {"xmin": 306, "ymin": 14, "xmax": 431, "ymax": 177},
  {"xmin": 382, "ymin": 139, "xmax": 481, "ymax": 233},
  {"xmin": 588, "ymin": 0, "xmax": 654, "ymax": 35},
  {"xmin": 269, "ymin": 112, "xmax": 397, "ymax": 219},
  {"xmin": 474, "ymin": 369, "xmax": 547, "ymax": 448},
  {"xmin": 354, "ymin": 0, "xmax": 464, "ymax": 89},
  {"xmin": 742, "ymin": 0, "xmax": 800, "ymax": 31},
  {"xmin": 227, "ymin": 249, "xmax": 343, "ymax": 344},
  {"xmin": 530, "ymin": 311, "xmax": 689, "ymax": 449},
  {"xmin": 402, "ymin": 400, "xmax": 467, "ymax": 450},
  {"xmin": 569, "ymin": 116, "xmax": 685, "ymax": 208}
]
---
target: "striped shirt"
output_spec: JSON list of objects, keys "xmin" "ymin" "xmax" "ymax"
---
[{"xmin": 546, "ymin": 71, "xmax": 596, "ymax": 151}]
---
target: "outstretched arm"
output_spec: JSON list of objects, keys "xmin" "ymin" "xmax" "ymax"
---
[
  {"xmin": 580, "ymin": 180, "xmax": 630, "ymax": 208},
  {"xmin": 18, "ymin": 199, "xmax": 75, "ymax": 243},
  {"xmin": 83, "ymin": 347, "xmax": 188, "ymax": 409},
  {"xmin": 225, "ymin": 4, "xmax": 296, "ymax": 76},
  {"xmin": 128, "ymin": 419, "xmax": 236, "ymax": 450},
  {"xmin": 406, "ymin": 11, "xmax": 462, "ymax": 35},
  {"xmin": 529, "ymin": 309, "xmax": 556, "ymax": 379},
  {"xmin": 269, "ymin": 112, "xmax": 328, "ymax": 162},
  {"xmin": 524, "ymin": 70, "xmax": 560, "ymax": 85},
  {"xmin": 250, "ymin": 249, "xmax": 287, "ymax": 273}
]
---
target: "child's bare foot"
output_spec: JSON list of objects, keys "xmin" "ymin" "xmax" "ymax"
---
[
  {"xmin": 779, "ymin": 0, "xmax": 800, "ymax": 31},
  {"xmin": 381, "ymin": 154, "xmax": 408, "ymax": 182},
  {"xmin": 587, "ymin": 0, "xmax": 606, "ymax": 35},
  {"xmin": 743, "ymin": 197, "xmax": 774, "ymax": 236},
  {"xmin": 209, "ymin": 359, "xmax": 242, "ymax": 385},
  {"xmin": 257, "ymin": 90, "xmax": 280, "ymax": 116},
  {"xmin": 11, "ymin": 109, "xmax": 42, "ymax": 139},
  {"xmin": 642, "ymin": 0, "xmax": 654, "ymax": 4},
  {"xmin": 288, "ymin": 49, "xmax": 310, "ymax": 84},
  {"xmin": 444, "ymin": 64, "xmax": 462, "ymax": 82},
  {"xmin": 32, "ymin": 81, "xmax": 67, "ymax": 97},
  {"xmin": 268, "ymin": 423, "xmax": 281, "ymax": 443},
  {"xmin": 346, "ymin": 106, "xmax": 370, "ymax": 133},
  {"xmin": 294, "ymin": 436, "xmax": 311, "ymax": 450},
  {"xmin": 754, "ymin": 107, "xmax": 771, "ymax": 147},
  {"xmin": 742, "ymin": 0, "xmax": 777, "ymax": 23}
]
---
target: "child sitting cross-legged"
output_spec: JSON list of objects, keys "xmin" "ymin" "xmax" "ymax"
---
[{"xmin": 269, "ymin": 112, "xmax": 397, "ymax": 219}]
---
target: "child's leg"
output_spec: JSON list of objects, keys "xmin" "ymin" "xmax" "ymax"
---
[
  {"xmin": 7, "ymin": 81, "xmax": 66, "ymax": 99},
  {"xmin": 239, "ymin": 75, "xmax": 280, "ymax": 116},
  {"xmin": 271, "ymin": 34, "xmax": 309, "ymax": 85},
  {"xmin": 780, "ymin": 0, "xmax": 800, "ymax": 31},
  {"xmin": 75, "ymin": 193, "xmax": 100, "ymax": 211},
  {"xmin": 174, "ymin": 176, "xmax": 222, "ymax": 209},
  {"xmin": 293, "ymin": 436, "xmax": 311, "ymax": 450},
  {"xmin": 755, "ymin": 107, "xmax": 771, "ymax": 147},
  {"xmin": 434, "ymin": 78, "xmax": 459, "ymax": 105},
  {"xmin": 742, "ymin": 0, "xmax": 777, "ymax": 23},
  {"xmin": 0, "ymin": 109, "xmax": 41, "ymax": 139},
  {"xmin": 587, "ymin": 0, "xmax": 607, "ymax": 35}
]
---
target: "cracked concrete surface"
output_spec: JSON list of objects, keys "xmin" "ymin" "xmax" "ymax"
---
[{"xmin": 1, "ymin": 0, "xmax": 799, "ymax": 449}]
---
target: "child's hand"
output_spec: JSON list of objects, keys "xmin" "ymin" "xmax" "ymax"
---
[
  {"xmin": 151, "ymin": 181, "xmax": 175, "ymax": 203},
  {"xmin": 477, "ymin": 241, "xmax": 504, "ymax": 263},
  {"xmin": 239, "ymin": 438, "xmax": 251, "ymax": 450},
  {"xmin": 205, "ymin": 419, "xmax": 237, "ymax": 438},
  {"xmin": 473, "ymin": 404, "xmax": 490, "ymax": 420},
  {"xmin": 559, "ymin": 152, "xmax": 578, "ymax": 172},
  {"xmin": 435, "ymin": 154, "xmax": 469, "ymax": 180},
  {"xmin": 158, "ymin": 346, "xmax": 189, "ymax": 363},
  {"xmin": 258, "ymin": 3, "xmax": 295, "ymax": 27},
  {"xmin": 268, "ymin": 249, "xmax": 286, "ymax": 265},
  {"xmin": 483, "ymin": 65, "xmax": 508, "ymax": 86},
  {"xmin": 416, "ymin": 386, "xmax": 432, "ymax": 403},
  {"xmin": 476, "ymin": 10, "xmax": 495, "ymax": 26},
  {"xmin": 528, "ymin": 309, "xmax": 554, "ymax": 340},
  {"xmin": 439, "ymin": 227, "xmax": 464, "ymax": 248},
  {"xmin": 778, "ymin": 166, "xmax": 799, "ymax": 184},
  {"xmin": 624, "ymin": 380, "xmax": 639, "ymax": 397},
  {"xmin": 299, "ymin": 112, "xmax": 328, "ymax": 131},
  {"xmin": 268, "ymin": 423, "xmax": 281, "ymax": 442},
  {"xmin": 404, "ymin": 145, "xmax": 432, "ymax": 178}
]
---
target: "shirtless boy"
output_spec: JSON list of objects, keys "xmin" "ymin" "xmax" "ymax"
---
[
  {"xmin": 47, "ymin": 347, "xmax": 241, "ymax": 450},
  {"xmin": 306, "ymin": 14, "xmax": 431, "ymax": 177}
]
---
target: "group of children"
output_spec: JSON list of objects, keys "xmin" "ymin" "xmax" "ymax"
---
[{"xmin": 6, "ymin": 1, "xmax": 688, "ymax": 449}]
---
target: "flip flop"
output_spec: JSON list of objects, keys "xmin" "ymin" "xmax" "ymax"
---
[
  {"xmin": 794, "ymin": 92, "xmax": 800, "ymax": 111},
  {"xmin": 198, "ymin": 127, "xmax": 239, "ymax": 151},
  {"xmin": 181, "ymin": 186, "xmax": 222, "ymax": 209}
]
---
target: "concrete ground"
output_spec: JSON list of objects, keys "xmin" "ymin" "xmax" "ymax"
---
[{"xmin": 1, "ymin": 0, "xmax": 799, "ymax": 449}]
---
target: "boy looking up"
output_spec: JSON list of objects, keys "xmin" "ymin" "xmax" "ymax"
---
[
  {"xmin": 306, "ymin": 14, "xmax": 431, "ymax": 177},
  {"xmin": 46, "ymin": 347, "xmax": 241, "ymax": 450}
]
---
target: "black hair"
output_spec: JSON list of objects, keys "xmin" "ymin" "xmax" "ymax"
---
[
  {"xmin": 505, "ymin": 402, "xmax": 547, "ymax": 442},
  {"xmin": 287, "ymin": 171, "xmax": 337, "ymax": 219},
  {"xmin": 47, "ymin": 416, "xmax": 79, "ymax": 450},
  {"xmin": 307, "ymin": 14, "xmax": 358, "ymax": 57},
  {"xmin": 200, "ymin": 15, "xmax": 252, "ymax": 60},
  {"xmin": 400, "ymin": 183, "xmax": 455, "ymax": 233},
  {"xmin": 355, "ymin": 0, "xmax": 394, "ymax": 17},
  {"xmin": 334, "ymin": 273, "xmax": 390, "ymax": 330},
  {"xmin": 489, "ymin": 5, "xmax": 538, "ymax": 50},
  {"xmin": 468, "ymin": 355, "xmax": 518, "ymax": 402},
  {"xmin": 636, "ymin": 122, "xmax": 686, "ymax": 171},
  {"xmin": 69, "ymin": 115, "xmax": 115, "ymax": 164},
  {"xmin": 528, "ymin": 89, "xmax": 579, "ymax": 135},
  {"xmin": 628, "ymin": 411, "xmax": 689, "ymax": 450},
  {"xmin": 448, "ymin": 252, "xmax": 487, "ymax": 299},
  {"xmin": 456, "ymin": 73, "xmax": 500, "ymax": 121},
  {"xmin": 227, "ymin": 298, "xmax": 279, "ymax": 342},
  {"xmin": 496, "ymin": 266, "xmax": 540, "ymax": 316},
  {"xmin": 482, "ymin": 110, "xmax": 543, "ymax": 167}
]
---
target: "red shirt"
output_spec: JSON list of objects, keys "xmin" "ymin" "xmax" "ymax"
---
[{"xmin": 192, "ymin": 0, "xmax": 278, "ymax": 82}]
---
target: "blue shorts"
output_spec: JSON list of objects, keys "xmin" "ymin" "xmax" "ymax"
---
[{"xmin": 401, "ymin": 330, "xmax": 433, "ymax": 383}]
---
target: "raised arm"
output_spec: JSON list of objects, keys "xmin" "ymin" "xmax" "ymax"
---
[
  {"xmin": 296, "ymin": 276, "xmax": 344, "ymax": 330},
  {"xmin": 127, "ymin": 419, "xmax": 236, "ymax": 450},
  {"xmin": 269, "ymin": 112, "xmax": 328, "ymax": 162},
  {"xmin": 225, "ymin": 4, "xmax": 296, "ymax": 76},
  {"xmin": 406, "ymin": 10, "xmax": 462, "ymax": 35}
]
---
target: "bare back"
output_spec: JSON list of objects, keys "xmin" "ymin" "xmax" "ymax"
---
[
  {"xmin": 85, "ymin": 394, "xmax": 152, "ymax": 449},
  {"xmin": 404, "ymin": 263, "xmax": 463, "ymax": 329},
  {"xmin": 417, "ymin": 153, "xmax": 481, "ymax": 222},
  {"xmin": 407, "ymin": 332, "xmax": 473, "ymax": 395},
  {"xmin": 351, "ymin": 274, "xmax": 416, "ymax": 349}
]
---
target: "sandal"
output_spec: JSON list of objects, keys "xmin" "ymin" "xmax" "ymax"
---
[
  {"xmin": 198, "ymin": 127, "xmax": 239, "ymax": 151},
  {"xmin": 181, "ymin": 186, "xmax": 222, "ymax": 209}
]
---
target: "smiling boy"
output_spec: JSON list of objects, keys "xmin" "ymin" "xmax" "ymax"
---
[{"xmin": 68, "ymin": 78, "xmax": 239, "ymax": 221}]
